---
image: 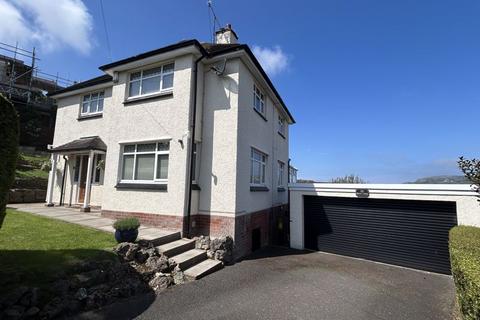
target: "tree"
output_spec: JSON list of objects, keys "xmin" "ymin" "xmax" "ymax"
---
[
  {"xmin": 458, "ymin": 156, "xmax": 480, "ymax": 202},
  {"xmin": 0, "ymin": 94, "xmax": 19, "ymax": 228},
  {"xmin": 331, "ymin": 174, "xmax": 366, "ymax": 184}
]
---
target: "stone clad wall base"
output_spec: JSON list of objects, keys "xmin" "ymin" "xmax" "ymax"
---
[{"xmin": 101, "ymin": 210, "xmax": 184, "ymax": 232}]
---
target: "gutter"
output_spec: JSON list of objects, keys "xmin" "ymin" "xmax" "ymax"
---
[{"xmin": 185, "ymin": 53, "xmax": 206, "ymax": 237}]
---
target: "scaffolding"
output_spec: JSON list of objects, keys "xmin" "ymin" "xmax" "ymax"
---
[
  {"xmin": 0, "ymin": 41, "xmax": 75, "ymax": 107},
  {"xmin": 0, "ymin": 42, "xmax": 77, "ymax": 149}
]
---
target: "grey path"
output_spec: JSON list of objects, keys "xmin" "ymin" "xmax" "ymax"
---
[
  {"xmin": 8, "ymin": 203, "xmax": 174, "ymax": 240},
  {"xmin": 95, "ymin": 247, "xmax": 454, "ymax": 320}
]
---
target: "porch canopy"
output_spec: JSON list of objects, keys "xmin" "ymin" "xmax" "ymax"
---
[
  {"xmin": 50, "ymin": 136, "xmax": 107, "ymax": 153},
  {"xmin": 46, "ymin": 136, "xmax": 106, "ymax": 212}
]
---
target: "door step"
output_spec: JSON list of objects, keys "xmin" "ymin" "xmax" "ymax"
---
[
  {"xmin": 169, "ymin": 249, "xmax": 207, "ymax": 270},
  {"xmin": 156, "ymin": 238, "xmax": 196, "ymax": 257},
  {"xmin": 184, "ymin": 259, "xmax": 224, "ymax": 280},
  {"xmin": 138, "ymin": 229, "xmax": 181, "ymax": 246}
]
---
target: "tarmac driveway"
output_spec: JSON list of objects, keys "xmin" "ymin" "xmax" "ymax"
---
[{"xmin": 97, "ymin": 247, "xmax": 455, "ymax": 320}]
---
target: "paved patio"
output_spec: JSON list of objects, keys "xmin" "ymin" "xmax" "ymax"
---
[{"xmin": 8, "ymin": 203, "xmax": 174, "ymax": 241}]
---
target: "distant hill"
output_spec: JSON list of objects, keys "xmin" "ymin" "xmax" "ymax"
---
[{"xmin": 407, "ymin": 175, "xmax": 470, "ymax": 184}]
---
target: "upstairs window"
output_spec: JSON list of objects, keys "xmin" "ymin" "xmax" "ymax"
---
[
  {"xmin": 121, "ymin": 141, "xmax": 169, "ymax": 183},
  {"xmin": 253, "ymin": 84, "xmax": 265, "ymax": 116},
  {"xmin": 250, "ymin": 148, "xmax": 267, "ymax": 185},
  {"xmin": 81, "ymin": 92, "xmax": 104, "ymax": 116},
  {"xmin": 278, "ymin": 116, "xmax": 286, "ymax": 136},
  {"xmin": 128, "ymin": 63, "xmax": 174, "ymax": 98}
]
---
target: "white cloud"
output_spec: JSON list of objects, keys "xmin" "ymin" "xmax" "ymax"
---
[
  {"xmin": 0, "ymin": 0, "xmax": 93, "ymax": 54},
  {"xmin": 252, "ymin": 45, "xmax": 289, "ymax": 76}
]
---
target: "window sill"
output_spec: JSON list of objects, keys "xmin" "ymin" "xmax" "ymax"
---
[
  {"xmin": 115, "ymin": 183, "xmax": 167, "ymax": 191},
  {"xmin": 250, "ymin": 185, "xmax": 269, "ymax": 192},
  {"xmin": 78, "ymin": 113, "xmax": 103, "ymax": 121},
  {"xmin": 277, "ymin": 187, "xmax": 286, "ymax": 192},
  {"xmin": 253, "ymin": 108, "xmax": 268, "ymax": 122},
  {"xmin": 278, "ymin": 131, "xmax": 286, "ymax": 139},
  {"xmin": 123, "ymin": 91, "xmax": 173, "ymax": 105}
]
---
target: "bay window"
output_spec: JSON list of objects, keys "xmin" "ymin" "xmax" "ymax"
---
[{"xmin": 120, "ymin": 141, "xmax": 169, "ymax": 183}]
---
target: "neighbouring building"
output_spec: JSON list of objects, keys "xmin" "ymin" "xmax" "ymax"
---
[
  {"xmin": 289, "ymin": 165, "xmax": 298, "ymax": 184},
  {"xmin": 46, "ymin": 25, "xmax": 295, "ymax": 258}
]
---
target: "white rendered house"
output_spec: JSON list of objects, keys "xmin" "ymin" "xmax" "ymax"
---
[{"xmin": 46, "ymin": 25, "xmax": 295, "ymax": 257}]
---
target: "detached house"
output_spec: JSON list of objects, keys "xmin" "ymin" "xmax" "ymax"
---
[{"xmin": 47, "ymin": 25, "xmax": 295, "ymax": 257}]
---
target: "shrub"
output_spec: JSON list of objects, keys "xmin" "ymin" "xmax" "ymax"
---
[
  {"xmin": 113, "ymin": 217, "xmax": 140, "ymax": 231},
  {"xmin": 450, "ymin": 226, "xmax": 480, "ymax": 320},
  {"xmin": 0, "ymin": 94, "xmax": 19, "ymax": 227}
]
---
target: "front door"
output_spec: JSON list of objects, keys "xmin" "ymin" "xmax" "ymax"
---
[{"xmin": 78, "ymin": 155, "xmax": 89, "ymax": 203}]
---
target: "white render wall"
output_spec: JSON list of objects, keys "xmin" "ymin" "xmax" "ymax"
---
[
  {"xmin": 49, "ymin": 52, "xmax": 291, "ymax": 220},
  {"xmin": 289, "ymin": 183, "xmax": 480, "ymax": 250},
  {"xmin": 196, "ymin": 59, "xmax": 240, "ymax": 216},
  {"xmin": 51, "ymin": 54, "xmax": 195, "ymax": 216},
  {"xmin": 235, "ymin": 60, "xmax": 289, "ymax": 214}
]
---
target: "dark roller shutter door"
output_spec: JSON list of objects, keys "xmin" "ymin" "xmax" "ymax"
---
[{"xmin": 304, "ymin": 196, "xmax": 457, "ymax": 274}]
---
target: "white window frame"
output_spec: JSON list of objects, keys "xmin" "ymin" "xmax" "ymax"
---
[
  {"xmin": 120, "ymin": 141, "xmax": 169, "ymax": 184},
  {"xmin": 278, "ymin": 115, "xmax": 286, "ymax": 136},
  {"xmin": 253, "ymin": 84, "xmax": 266, "ymax": 116},
  {"xmin": 250, "ymin": 147, "xmax": 267, "ymax": 186},
  {"xmin": 81, "ymin": 91, "xmax": 104, "ymax": 116},
  {"xmin": 127, "ymin": 62, "xmax": 174, "ymax": 99},
  {"xmin": 278, "ymin": 161, "xmax": 285, "ymax": 187}
]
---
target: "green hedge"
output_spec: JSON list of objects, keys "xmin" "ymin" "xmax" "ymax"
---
[
  {"xmin": 450, "ymin": 226, "xmax": 480, "ymax": 320},
  {"xmin": 0, "ymin": 94, "xmax": 19, "ymax": 227}
]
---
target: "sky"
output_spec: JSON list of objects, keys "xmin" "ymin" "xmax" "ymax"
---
[{"xmin": 0, "ymin": 0, "xmax": 478, "ymax": 183}]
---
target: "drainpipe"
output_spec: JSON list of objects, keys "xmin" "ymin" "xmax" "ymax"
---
[
  {"xmin": 59, "ymin": 155, "xmax": 67, "ymax": 206},
  {"xmin": 185, "ymin": 53, "xmax": 206, "ymax": 238}
]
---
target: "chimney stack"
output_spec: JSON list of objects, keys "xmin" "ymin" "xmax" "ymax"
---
[{"xmin": 215, "ymin": 24, "xmax": 238, "ymax": 44}]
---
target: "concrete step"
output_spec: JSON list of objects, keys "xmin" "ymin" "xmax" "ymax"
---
[
  {"xmin": 156, "ymin": 238, "xmax": 196, "ymax": 257},
  {"xmin": 184, "ymin": 259, "xmax": 224, "ymax": 280},
  {"xmin": 138, "ymin": 229, "xmax": 181, "ymax": 246},
  {"xmin": 169, "ymin": 249, "xmax": 207, "ymax": 270}
]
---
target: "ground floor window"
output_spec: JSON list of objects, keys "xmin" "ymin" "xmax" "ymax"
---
[
  {"xmin": 250, "ymin": 147, "xmax": 267, "ymax": 185},
  {"xmin": 278, "ymin": 161, "xmax": 285, "ymax": 187},
  {"xmin": 120, "ymin": 141, "xmax": 169, "ymax": 183}
]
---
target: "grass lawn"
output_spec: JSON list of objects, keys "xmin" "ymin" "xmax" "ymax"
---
[
  {"xmin": 0, "ymin": 209, "xmax": 117, "ymax": 295},
  {"xmin": 14, "ymin": 152, "xmax": 50, "ymax": 189},
  {"xmin": 16, "ymin": 168, "xmax": 49, "ymax": 180}
]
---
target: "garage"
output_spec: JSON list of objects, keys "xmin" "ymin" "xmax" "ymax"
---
[{"xmin": 303, "ymin": 196, "xmax": 457, "ymax": 274}]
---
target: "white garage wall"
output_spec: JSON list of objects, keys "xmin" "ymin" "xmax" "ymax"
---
[{"xmin": 289, "ymin": 183, "xmax": 480, "ymax": 250}]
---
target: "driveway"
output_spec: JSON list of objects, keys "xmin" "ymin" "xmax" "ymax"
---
[{"xmin": 94, "ymin": 247, "xmax": 455, "ymax": 320}]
